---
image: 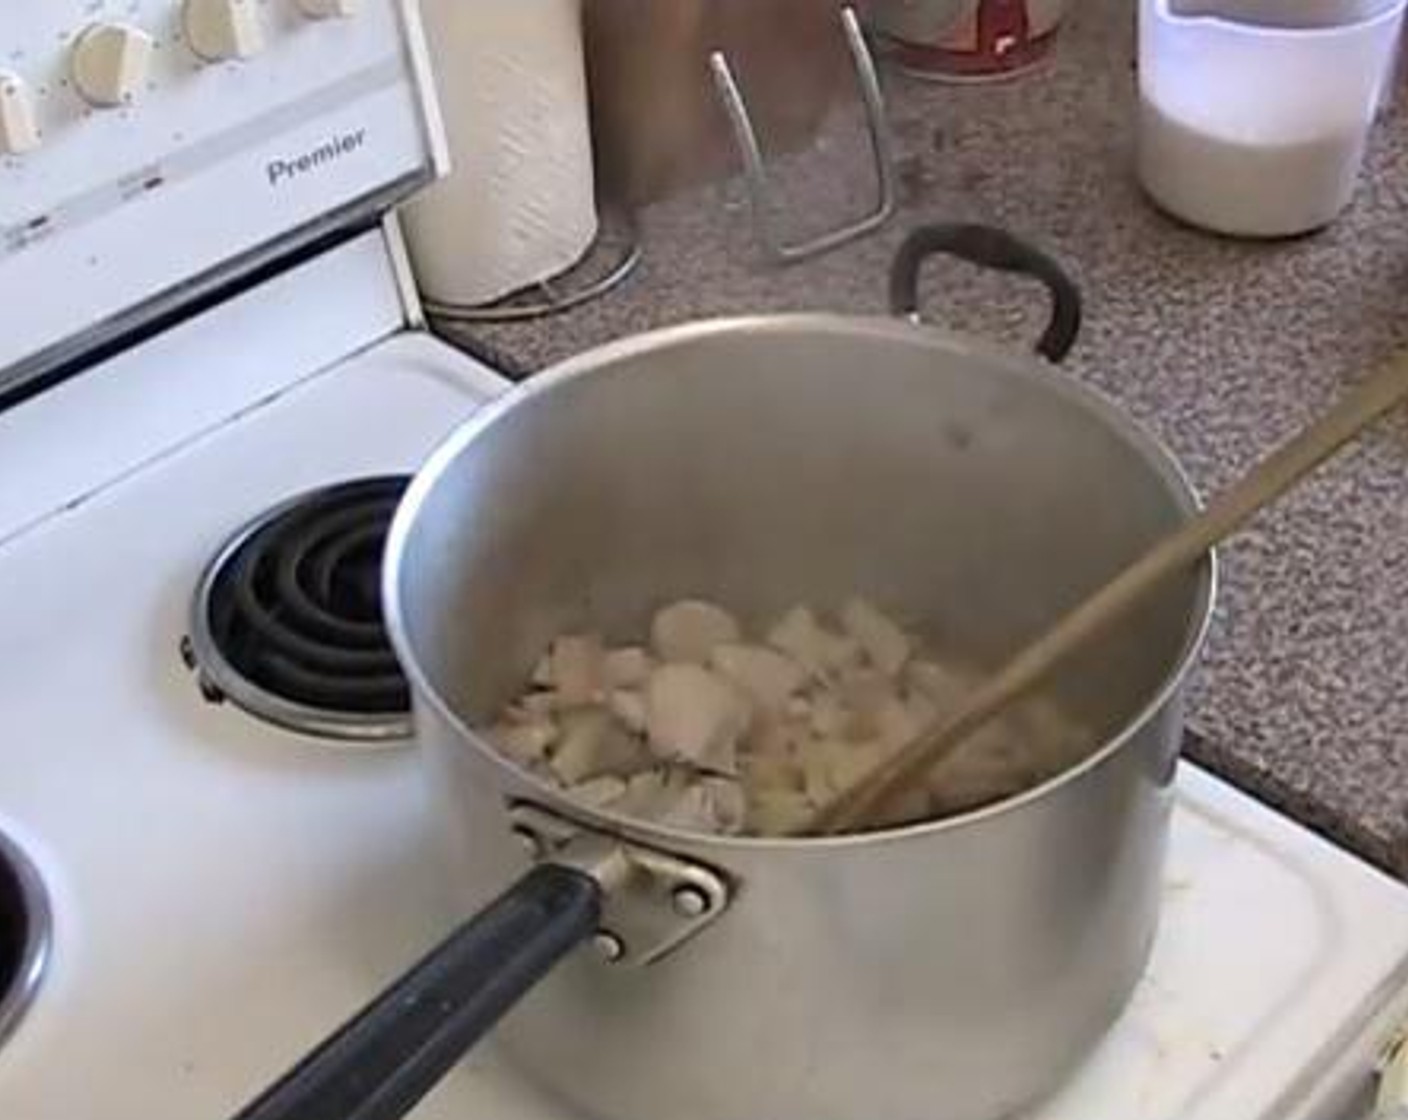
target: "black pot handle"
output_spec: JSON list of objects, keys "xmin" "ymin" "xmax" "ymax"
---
[
  {"xmin": 888, "ymin": 223, "xmax": 1083, "ymax": 363},
  {"xmin": 232, "ymin": 863, "xmax": 601, "ymax": 1120}
]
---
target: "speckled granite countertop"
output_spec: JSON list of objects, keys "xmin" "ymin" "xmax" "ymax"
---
[{"xmin": 437, "ymin": 0, "xmax": 1408, "ymax": 875}]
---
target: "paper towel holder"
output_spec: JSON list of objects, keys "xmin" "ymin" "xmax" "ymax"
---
[{"xmin": 422, "ymin": 211, "xmax": 641, "ymax": 325}]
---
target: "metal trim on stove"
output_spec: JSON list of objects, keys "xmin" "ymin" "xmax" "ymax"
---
[
  {"xmin": 0, "ymin": 829, "xmax": 51, "ymax": 1050},
  {"xmin": 0, "ymin": 174, "xmax": 427, "ymax": 412},
  {"xmin": 184, "ymin": 478, "xmax": 414, "ymax": 744}
]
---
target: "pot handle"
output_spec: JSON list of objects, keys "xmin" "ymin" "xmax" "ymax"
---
[
  {"xmin": 231, "ymin": 863, "xmax": 601, "ymax": 1120},
  {"xmin": 888, "ymin": 223, "xmax": 1083, "ymax": 363}
]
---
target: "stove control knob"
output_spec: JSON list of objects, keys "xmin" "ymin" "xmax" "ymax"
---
[
  {"xmin": 71, "ymin": 23, "xmax": 154, "ymax": 108},
  {"xmin": 298, "ymin": 0, "xmax": 359, "ymax": 18},
  {"xmin": 184, "ymin": 0, "xmax": 265, "ymax": 61},
  {"xmin": 0, "ymin": 73, "xmax": 41, "ymax": 155}
]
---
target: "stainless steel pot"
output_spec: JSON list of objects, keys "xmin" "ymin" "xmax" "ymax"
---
[{"xmin": 234, "ymin": 227, "xmax": 1214, "ymax": 1120}]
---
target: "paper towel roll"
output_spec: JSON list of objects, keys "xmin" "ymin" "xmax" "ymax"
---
[{"xmin": 402, "ymin": 0, "xmax": 598, "ymax": 307}]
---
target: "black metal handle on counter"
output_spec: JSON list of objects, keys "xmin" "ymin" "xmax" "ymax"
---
[
  {"xmin": 888, "ymin": 224, "xmax": 1083, "ymax": 363},
  {"xmin": 231, "ymin": 863, "xmax": 601, "ymax": 1120}
]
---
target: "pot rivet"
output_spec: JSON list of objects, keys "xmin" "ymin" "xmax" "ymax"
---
[
  {"xmin": 671, "ymin": 885, "xmax": 711, "ymax": 918},
  {"xmin": 593, "ymin": 932, "xmax": 626, "ymax": 963},
  {"xmin": 511, "ymin": 825, "xmax": 544, "ymax": 859}
]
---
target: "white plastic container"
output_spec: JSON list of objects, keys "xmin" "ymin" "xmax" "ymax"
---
[{"xmin": 1137, "ymin": 0, "xmax": 1406, "ymax": 237}]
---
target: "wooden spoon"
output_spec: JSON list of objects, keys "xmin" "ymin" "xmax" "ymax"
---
[{"xmin": 805, "ymin": 347, "xmax": 1408, "ymax": 836}]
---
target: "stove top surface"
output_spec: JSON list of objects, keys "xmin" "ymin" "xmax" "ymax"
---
[{"xmin": 1, "ymin": 333, "xmax": 1407, "ymax": 1120}]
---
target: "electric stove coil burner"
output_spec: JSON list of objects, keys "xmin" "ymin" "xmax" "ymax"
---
[
  {"xmin": 184, "ymin": 476, "xmax": 413, "ymax": 742},
  {"xmin": 0, "ymin": 828, "xmax": 51, "ymax": 1048}
]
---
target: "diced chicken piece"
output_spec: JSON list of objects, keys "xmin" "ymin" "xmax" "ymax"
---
[
  {"xmin": 905, "ymin": 689, "xmax": 939, "ymax": 733},
  {"xmin": 767, "ymin": 605, "xmax": 860, "ymax": 678},
  {"xmin": 569, "ymin": 775, "xmax": 629, "ymax": 809},
  {"xmin": 700, "ymin": 777, "xmax": 747, "ymax": 834},
  {"xmin": 515, "ymin": 691, "xmax": 559, "ymax": 719},
  {"xmin": 928, "ymin": 756, "xmax": 1037, "ymax": 816},
  {"xmin": 836, "ymin": 667, "xmax": 897, "ymax": 741},
  {"xmin": 740, "ymin": 747, "xmax": 803, "ymax": 793},
  {"xmin": 786, "ymin": 693, "xmax": 814, "ymax": 721},
  {"xmin": 841, "ymin": 598, "xmax": 911, "ymax": 678},
  {"xmin": 710, "ymin": 643, "xmax": 807, "ymax": 713},
  {"xmin": 839, "ymin": 740, "xmax": 890, "ymax": 796},
  {"xmin": 549, "ymin": 710, "xmax": 611, "ymax": 785},
  {"xmin": 655, "ymin": 782, "xmax": 714, "ymax": 831},
  {"xmin": 604, "ymin": 646, "xmax": 654, "ymax": 688},
  {"xmin": 1011, "ymin": 696, "xmax": 1091, "ymax": 770},
  {"xmin": 485, "ymin": 718, "xmax": 557, "ymax": 768},
  {"xmin": 798, "ymin": 738, "xmax": 886, "ymax": 805},
  {"xmin": 925, "ymin": 716, "xmax": 1039, "ymax": 815},
  {"xmin": 614, "ymin": 768, "xmax": 678, "ymax": 818},
  {"xmin": 607, "ymin": 688, "xmax": 648, "ymax": 734},
  {"xmin": 743, "ymin": 711, "xmax": 796, "ymax": 757},
  {"xmin": 748, "ymin": 790, "xmax": 817, "ymax": 837},
  {"xmin": 651, "ymin": 600, "xmax": 742, "ymax": 664},
  {"xmin": 875, "ymin": 695, "xmax": 923, "ymax": 754},
  {"xmin": 743, "ymin": 712, "xmax": 813, "ymax": 788},
  {"xmin": 491, "ymin": 597, "xmax": 1086, "ymax": 836},
  {"xmin": 811, "ymin": 741, "xmax": 934, "ymax": 831},
  {"xmin": 615, "ymin": 767, "xmax": 745, "ymax": 831},
  {"xmin": 808, "ymin": 692, "xmax": 848, "ymax": 739},
  {"xmin": 658, "ymin": 776, "xmax": 746, "ymax": 835},
  {"xmin": 646, "ymin": 664, "xmax": 749, "ymax": 774},
  {"xmin": 550, "ymin": 708, "xmax": 648, "ymax": 785},
  {"xmin": 546, "ymin": 635, "xmax": 607, "ymax": 705},
  {"xmin": 822, "ymin": 630, "xmax": 864, "ymax": 676},
  {"xmin": 799, "ymin": 745, "xmax": 832, "ymax": 806}
]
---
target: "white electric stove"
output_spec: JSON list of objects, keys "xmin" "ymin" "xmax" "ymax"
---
[{"xmin": 5, "ymin": 3, "xmax": 1408, "ymax": 1120}]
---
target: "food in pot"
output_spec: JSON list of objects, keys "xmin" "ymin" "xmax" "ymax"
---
[{"xmin": 484, "ymin": 598, "xmax": 1091, "ymax": 837}]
